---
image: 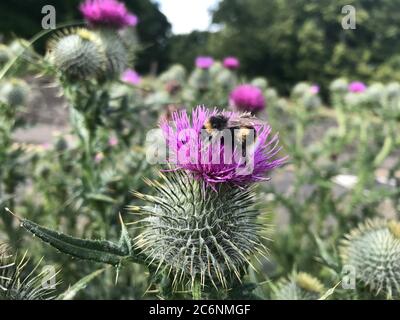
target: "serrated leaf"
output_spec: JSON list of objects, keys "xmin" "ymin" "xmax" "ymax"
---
[{"xmin": 21, "ymin": 218, "xmax": 130, "ymax": 266}]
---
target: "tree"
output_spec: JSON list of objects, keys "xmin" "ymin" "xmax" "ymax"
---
[{"xmin": 209, "ymin": 0, "xmax": 400, "ymax": 92}]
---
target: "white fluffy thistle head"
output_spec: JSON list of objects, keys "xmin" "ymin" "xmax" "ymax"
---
[
  {"xmin": 131, "ymin": 171, "xmax": 268, "ymax": 291},
  {"xmin": 48, "ymin": 28, "xmax": 106, "ymax": 80},
  {"xmin": 340, "ymin": 219, "xmax": 400, "ymax": 298}
]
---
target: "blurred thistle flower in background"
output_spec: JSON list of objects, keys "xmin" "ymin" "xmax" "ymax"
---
[
  {"xmin": 47, "ymin": 28, "xmax": 106, "ymax": 80},
  {"xmin": 94, "ymin": 152, "xmax": 105, "ymax": 163},
  {"xmin": 223, "ymin": 56, "xmax": 240, "ymax": 70},
  {"xmin": 80, "ymin": 0, "xmax": 138, "ymax": 29},
  {"xmin": 160, "ymin": 106, "xmax": 285, "ymax": 187},
  {"xmin": 310, "ymin": 84, "xmax": 320, "ymax": 95},
  {"xmin": 121, "ymin": 68, "xmax": 141, "ymax": 85},
  {"xmin": 229, "ymin": 84, "xmax": 266, "ymax": 114},
  {"xmin": 195, "ymin": 56, "xmax": 214, "ymax": 69},
  {"xmin": 348, "ymin": 81, "xmax": 367, "ymax": 93},
  {"xmin": 108, "ymin": 136, "xmax": 119, "ymax": 147}
]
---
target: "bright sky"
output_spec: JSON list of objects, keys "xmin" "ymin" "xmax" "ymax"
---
[{"xmin": 155, "ymin": 0, "xmax": 220, "ymax": 34}]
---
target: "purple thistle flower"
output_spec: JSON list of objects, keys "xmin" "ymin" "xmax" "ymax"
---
[
  {"xmin": 310, "ymin": 85, "xmax": 320, "ymax": 95},
  {"xmin": 80, "ymin": 0, "xmax": 138, "ymax": 29},
  {"xmin": 121, "ymin": 69, "xmax": 141, "ymax": 85},
  {"xmin": 195, "ymin": 56, "xmax": 214, "ymax": 69},
  {"xmin": 108, "ymin": 136, "xmax": 119, "ymax": 147},
  {"xmin": 223, "ymin": 56, "xmax": 240, "ymax": 70},
  {"xmin": 348, "ymin": 81, "xmax": 367, "ymax": 93},
  {"xmin": 229, "ymin": 84, "xmax": 266, "ymax": 113},
  {"xmin": 160, "ymin": 106, "xmax": 286, "ymax": 187}
]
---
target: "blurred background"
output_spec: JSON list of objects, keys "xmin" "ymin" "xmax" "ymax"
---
[{"xmin": 1, "ymin": 0, "xmax": 400, "ymax": 94}]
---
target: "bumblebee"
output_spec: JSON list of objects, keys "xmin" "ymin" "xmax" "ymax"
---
[{"xmin": 202, "ymin": 113, "xmax": 264, "ymax": 150}]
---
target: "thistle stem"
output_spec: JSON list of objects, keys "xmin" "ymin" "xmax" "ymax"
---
[{"xmin": 192, "ymin": 280, "xmax": 202, "ymax": 300}]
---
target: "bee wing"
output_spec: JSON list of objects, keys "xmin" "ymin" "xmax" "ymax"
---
[{"xmin": 229, "ymin": 116, "xmax": 266, "ymax": 128}]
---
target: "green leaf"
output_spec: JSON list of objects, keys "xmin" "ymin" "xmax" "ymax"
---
[
  {"xmin": 20, "ymin": 218, "xmax": 130, "ymax": 266},
  {"xmin": 57, "ymin": 268, "xmax": 106, "ymax": 300},
  {"xmin": 86, "ymin": 193, "xmax": 116, "ymax": 204}
]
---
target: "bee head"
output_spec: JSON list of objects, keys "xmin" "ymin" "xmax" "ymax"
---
[{"xmin": 203, "ymin": 115, "xmax": 229, "ymax": 133}]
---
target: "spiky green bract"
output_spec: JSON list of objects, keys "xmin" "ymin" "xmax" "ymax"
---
[
  {"xmin": 48, "ymin": 28, "xmax": 106, "ymax": 80},
  {"xmin": 97, "ymin": 29, "xmax": 128, "ymax": 78},
  {"xmin": 0, "ymin": 244, "xmax": 56, "ymax": 300},
  {"xmin": 271, "ymin": 272, "xmax": 325, "ymax": 300},
  {"xmin": 131, "ymin": 171, "xmax": 267, "ymax": 291},
  {"xmin": 340, "ymin": 219, "xmax": 400, "ymax": 298}
]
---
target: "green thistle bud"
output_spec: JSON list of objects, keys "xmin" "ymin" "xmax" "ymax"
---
[
  {"xmin": 189, "ymin": 69, "xmax": 211, "ymax": 91},
  {"xmin": 291, "ymin": 82, "xmax": 310, "ymax": 99},
  {"xmin": 386, "ymin": 82, "xmax": 400, "ymax": 101},
  {"xmin": 216, "ymin": 69, "xmax": 236, "ymax": 90},
  {"xmin": 159, "ymin": 64, "xmax": 187, "ymax": 84},
  {"xmin": 251, "ymin": 77, "xmax": 269, "ymax": 91},
  {"xmin": 340, "ymin": 219, "xmax": 400, "ymax": 298},
  {"xmin": 0, "ymin": 78, "xmax": 29, "ymax": 107},
  {"xmin": 48, "ymin": 28, "xmax": 106, "ymax": 80},
  {"xmin": 271, "ymin": 272, "xmax": 325, "ymax": 300},
  {"xmin": 97, "ymin": 29, "xmax": 128, "ymax": 78},
  {"xmin": 132, "ymin": 171, "xmax": 267, "ymax": 291},
  {"xmin": 209, "ymin": 61, "xmax": 224, "ymax": 77},
  {"xmin": 330, "ymin": 78, "xmax": 348, "ymax": 93},
  {"xmin": 344, "ymin": 92, "xmax": 367, "ymax": 109},
  {"xmin": 366, "ymin": 83, "xmax": 385, "ymax": 106}
]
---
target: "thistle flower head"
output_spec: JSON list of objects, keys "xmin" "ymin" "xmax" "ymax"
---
[
  {"xmin": 340, "ymin": 219, "xmax": 400, "ymax": 298},
  {"xmin": 0, "ymin": 78, "xmax": 29, "ymax": 107},
  {"xmin": 348, "ymin": 81, "xmax": 367, "ymax": 93},
  {"xmin": 48, "ymin": 28, "xmax": 106, "ymax": 80},
  {"xmin": 223, "ymin": 56, "xmax": 240, "ymax": 70},
  {"xmin": 160, "ymin": 106, "xmax": 285, "ymax": 187},
  {"xmin": 229, "ymin": 84, "xmax": 266, "ymax": 113},
  {"xmin": 271, "ymin": 272, "xmax": 325, "ymax": 300},
  {"xmin": 0, "ymin": 244, "xmax": 56, "ymax": 300},
  {"xmin": 310, "ymin": 85, "xmax": 320, "ymax": 95},
  {"xmin": 121, "ymin": 68, "xmax": 141, "ymax": 85},
  {"xmin": 97, "ymin": 29, "xmax": 128, "ymax": 77},
  {"xmin": 132, "ymin": 171, "xmax": 268, "ymax": 290},
  {"xmin": 195, "ymin": 56, "xmax": 214, "ymax": 69},
  {"xmin": 80, "ymin": 0, "xmax": 138, "ymax": 29}
]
